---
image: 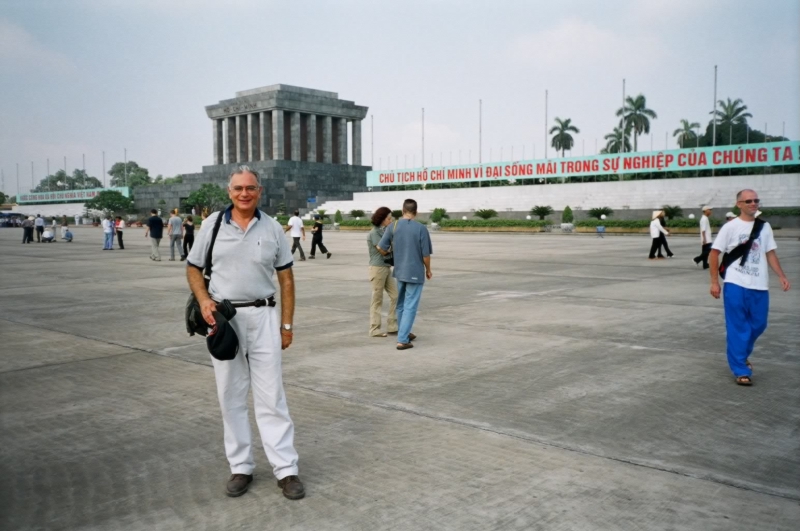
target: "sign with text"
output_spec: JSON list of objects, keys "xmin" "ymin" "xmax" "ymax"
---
[
  {"xmin": 366, "ymin": 141, "xmax": 800, "ymax": 187},
  {"xmin": 18, "ymin": 187, "xmax": 130, "ymax": 204}
]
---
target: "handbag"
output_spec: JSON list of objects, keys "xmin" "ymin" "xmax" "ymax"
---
[
  {"xmin": 383, "ymin": 220, "xmax": 399, "ymax": 266},
  {"xmin": 185, "ymin": 210, "xmax": 226, "ymax": 336},
  {"xmin": 719, "ymin": 218, "xmax": 764, "ymax": 279}
]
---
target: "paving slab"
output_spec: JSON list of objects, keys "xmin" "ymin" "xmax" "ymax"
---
[{"xmin": 1, "ymin": 226, "xmax": 798, "ymax": 530}]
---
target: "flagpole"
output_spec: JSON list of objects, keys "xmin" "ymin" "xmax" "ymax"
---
[{"xmin": 544, "ymin": 90, "xmax": 548, "ymax": 159}]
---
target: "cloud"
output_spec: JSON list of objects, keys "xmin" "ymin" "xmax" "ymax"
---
[
  {"xmin": 0, "ymin": 19, "xmax": 76, "ymax": 74},
  {"xmin": 506, "ymin": 19, "xmax": 670, "ymax": 74},
  {"xmin": 384, "ymin": 120, "xmax": 464, "ymax": 167}
]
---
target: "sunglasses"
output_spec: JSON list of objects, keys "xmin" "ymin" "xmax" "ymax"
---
[{"xmin": 738, "ymin": 198, "xmax": 760, "ymax": 205}]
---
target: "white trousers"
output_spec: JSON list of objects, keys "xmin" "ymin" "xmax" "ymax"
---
[{"xmin": 210, "ymin": 305, "xmax": 299, "ymax": 479}]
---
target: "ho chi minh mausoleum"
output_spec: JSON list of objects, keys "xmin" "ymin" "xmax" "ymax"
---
[{"xmin": 135, "ymin": 84, "xmax": 370, "ymax": 215}]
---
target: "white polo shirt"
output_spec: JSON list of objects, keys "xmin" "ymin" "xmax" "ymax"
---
[{"xmin": 187, "ymin": 206, "xmax": 293, "ymax": 302}]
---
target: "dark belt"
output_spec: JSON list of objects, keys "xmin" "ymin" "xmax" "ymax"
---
[{"xmin": 229, "ymin": 297, "xmax": 276, "ymax": 308}]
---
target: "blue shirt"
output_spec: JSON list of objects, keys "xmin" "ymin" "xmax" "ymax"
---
[{"xmin": 378, "ymin": 218, "xmax": 432, "ymax": 284}]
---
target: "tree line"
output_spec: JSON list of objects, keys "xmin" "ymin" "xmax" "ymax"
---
[
  {"xmin": 549, "ymin": 95, "xmax": 788, "ymax": 156},
  {"xmin": 29, "ymin": 161, "xmax": 182, "ymax": 193}
]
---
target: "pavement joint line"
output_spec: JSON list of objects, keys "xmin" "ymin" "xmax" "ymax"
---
[
  {"xmin": 2, "ymin": 316, "xmax": 798, "ymax": 503},
  {"xmin": 284, "ymin": 382, "xmax": 800, "ymax": 503}
]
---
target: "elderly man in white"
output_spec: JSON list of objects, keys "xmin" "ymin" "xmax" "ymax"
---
[
  {"xmin": 648, "ymin": 211, "xmax": 669, "ymax": 260},
  {"xmin": 186, "ymin": 166, "xmax": 305, "ymax": 500}
]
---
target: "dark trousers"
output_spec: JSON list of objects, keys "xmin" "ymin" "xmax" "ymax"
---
[
  {"xmin": 649, "ymin": 238, "xmax": 664, "ymax": 258},
  {"xmin": 310, "ymin": 237, "xmax": 328, "ymax": 256},
  {"xmin": 22, "ymin": 227, "xmax": 34, "ymax": 243},
  {"xmin": 658, "ymin": 234, "xmax": 673, "ymax": 257},
  {"xmin": 694, "ymin": 243, "xmax": 712, "ymax": 269},
  {"xmin": 183, "ymin": 234, "xmax": 194, "ymax": 256},
  {"xmin": 291, "ymin": 237, "xmax": 305, "ymax": 259},
  {"xmin": 35, "ymin": 226, "xmax": 43, "ymax": 242},
  {"xmin": 117, "ymin": 230, "xmax": 125, "ymax": 249}
]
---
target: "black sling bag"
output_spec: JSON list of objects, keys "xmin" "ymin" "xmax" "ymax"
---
[
  {"xmin": 185, "ymin": 211, "xmax": 226, "ymax": 336},
  {"xmin": 719, "ymin": 218, "xmax": 765, "ymax": 279}
]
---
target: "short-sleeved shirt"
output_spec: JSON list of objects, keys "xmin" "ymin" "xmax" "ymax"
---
[
  {"xmin": 312, "ymin": 221, "xmax": 324, "ymax": 238},
  {"xmin": 368, "ymin": 226, "xmax": 389, "ymax": 267},
  {"xmin": 35, "ymin": 217, "xmax": 44, "ymax": 227},
  {"xmin": 187, "ymin": 206, "xmax": 293, "ymax": 302},
  {"xmin": 146, "ymin": 216, "xmax": 164, "ymax": 239},
  {"xmin": 168, "ymin": 216, "xmax": 183, "ymax": 235},
  {"xmin": 287, "ymin": 216, "xmax": 304, "ymax": 238},
  {"xmin": 378, "ymin": 218, "xmax": 432, "ymax": 284},
  {"xmin": 102, "ymin": 219, "xmax": 113, "ymax": 233},
  {"xmin": 711, "ymin": 218, "xmax": 777, "ymax": 291},
  {"xmin": 183, "ymin": 222, "xmax": 194, "ymax": 236}
]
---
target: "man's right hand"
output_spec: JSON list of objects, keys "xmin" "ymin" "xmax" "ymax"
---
[
  {"xmin": 200, "ymin": 298, "xmax": 217, "ymax": 326},
  {"xmin": 710, "ymin": 281, "xmax": 721, "ymax": 299}
]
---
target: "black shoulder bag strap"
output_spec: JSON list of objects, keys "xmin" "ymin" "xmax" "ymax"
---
[
  {"xmin": 720, "ymin": 218, "xmax": 765, "ymax": 278},
  {"xmin": 203, "ymin": 209, "xmax": 226, "ymax": 287}
]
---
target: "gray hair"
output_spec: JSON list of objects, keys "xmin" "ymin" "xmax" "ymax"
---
[{"xmin": 228, "ymin": 165, "xmax": 259, "ymax": 185}]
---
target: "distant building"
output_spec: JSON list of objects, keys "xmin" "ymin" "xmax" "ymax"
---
[{"xmin": 135, "ymin": 84, "xmax": 370, "ymax": 215}]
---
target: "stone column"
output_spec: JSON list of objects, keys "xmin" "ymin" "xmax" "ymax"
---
[
  {"xmin": 272, "ymin": 110, "xmax": 284, "ymax": 160},
  {"xmin": 351, "ymin": 119, "xmax": 362, "ymax": 166},
  {"xmin": 306, "ymin": 114, "xmax": 317, "ymax": 163},
  {"xmin": 337, "ymin": 118, "xmax": 348, "ymax": 164},
  {"xmin": 322, "ymin": 115, "xmax": 333, "ymax": 163},
  {"xmin": 226, "ymin": 117, "xmax": 237, "ymax": 164},
  {"xmin": 213, "ymin": 118, "xmax": 224, "ymax": 165},
  {"xmin": 248, "ymin": 113, "xmax": 260, "ymax": 162},
  {"xmin": 290, "ymin": 111, "xmax": 301, "ymax": 161},
  {"xmin": 259, "ymin": 111, "xmax": 271, "ymax": 160},
  {"xmin": 236, "ymin": 115, "xmax": 248, "ymax": 162}
]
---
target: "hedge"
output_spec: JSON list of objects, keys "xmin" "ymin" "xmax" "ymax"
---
[
  {"xmin": 576, "ymin": 218, "xmax": 722, "ymax": 228},
  {"xmin": 339, "ymin": 219, "xmax": 372, "ymax": 227},
  {"xmin": 759, "ymin": 207, "xmax": 800, "ymax": 217},
  {"xmin": 439, "ymin": 219, "xmax": 549, "ymax": 228}
]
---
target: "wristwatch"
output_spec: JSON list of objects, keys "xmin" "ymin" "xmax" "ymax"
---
[{"xmin": 282, "ymin": 324, "xmax": 293, "ymax": 331}]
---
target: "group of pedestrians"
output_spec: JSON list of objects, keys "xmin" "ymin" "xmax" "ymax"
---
[
  {"xmin": 648, "ymin": 210, "xmax": 674, "ymax": 259},
  {"xmin": 20, "ymin": 214, "xmax": 73, "ymax": 243},
  {"xmin": 180, "ymin": 167, "xmax": 785, "ymax": 504},
  {"xmin": 283, "ymin": 211, "xmax": 331, "ymax": 260},
  {"xmin": 144, "ymin": 208, "xmax": 195, "ymax": 261},
  {"xmin": 182, "ymin": 166, "xmax": 436, "ymax": 501}
]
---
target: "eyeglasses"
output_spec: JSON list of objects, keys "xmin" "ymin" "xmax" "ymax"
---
[
  {"xmin": 738, "ymin": 198, "xmax": 760, "ymax": 204},
  {"xmin": 230, "ymin": 185, "xmax": 260, "ymax": 193}
]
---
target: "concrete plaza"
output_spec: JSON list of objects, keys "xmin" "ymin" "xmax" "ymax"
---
[{"xmin": 1, "ymin": 225, "xmax": 798, "ymax": 530}]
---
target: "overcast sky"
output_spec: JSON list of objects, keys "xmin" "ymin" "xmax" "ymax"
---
[{"xmin": 1, "ymin": 0, "xmax": 798, "ymax": 196}]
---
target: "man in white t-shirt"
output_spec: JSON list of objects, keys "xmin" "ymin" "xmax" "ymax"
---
[
  {"xmin": 102, "ymin": 215, "xmax": 115, "ymax": 250},
  {"xmin": 709, "ymin": 189, "xmax": 791, "ymax": 386},
  {"xmin": 693, "ymin": 206, "xmax": 714, "ymax": 269},
  {"xmin": 284, "ymin": 210, "xmax": 306, "ymax": 261}
]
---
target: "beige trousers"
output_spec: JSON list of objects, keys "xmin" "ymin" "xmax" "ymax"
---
[{"xmin": 369, "ymin": 266, "xmax": 398, "ymax": 336}]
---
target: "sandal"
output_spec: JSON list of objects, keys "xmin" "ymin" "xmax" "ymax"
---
[
  {"xmin": 396, "ymin": 343, "xmax": 414, "ymax": 350},
  {"xmin": 746, "ymin": 361, "xmax": 753, "ymax": 372},
  {"xmin": 408, "ymin": 333, "xmax": 416, "ymax": 341},
  {"xmin": 735, "ymin": 376, "xmax": 753, "ymax": 386},
  {"xmin": 371, "ymin": 333, "xmax": 388, "ymax": 338}
]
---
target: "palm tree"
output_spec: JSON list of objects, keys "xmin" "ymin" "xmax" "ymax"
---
[
  {"xmin": 603, "ymin": 126, "xmax": 631, "ymax": 153},
  {"xmin": 616, "ymin": 94, "xmax": 657, "ymax": 151},
  {"xmin": 549, "ymin": 117, "xmax": 580, "ymax": 157},
  {"xmin": 713, "ymin": 98, "xmax": 752, "ymax": 126},
  {"xmin": 673, "ymin": 119, "xmax": 701, "ymax": 148}
]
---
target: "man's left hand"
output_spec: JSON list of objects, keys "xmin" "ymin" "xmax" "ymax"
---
[{"xmin": 281, "ymin": 330, "xmax": 293, "ymax": 350}]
